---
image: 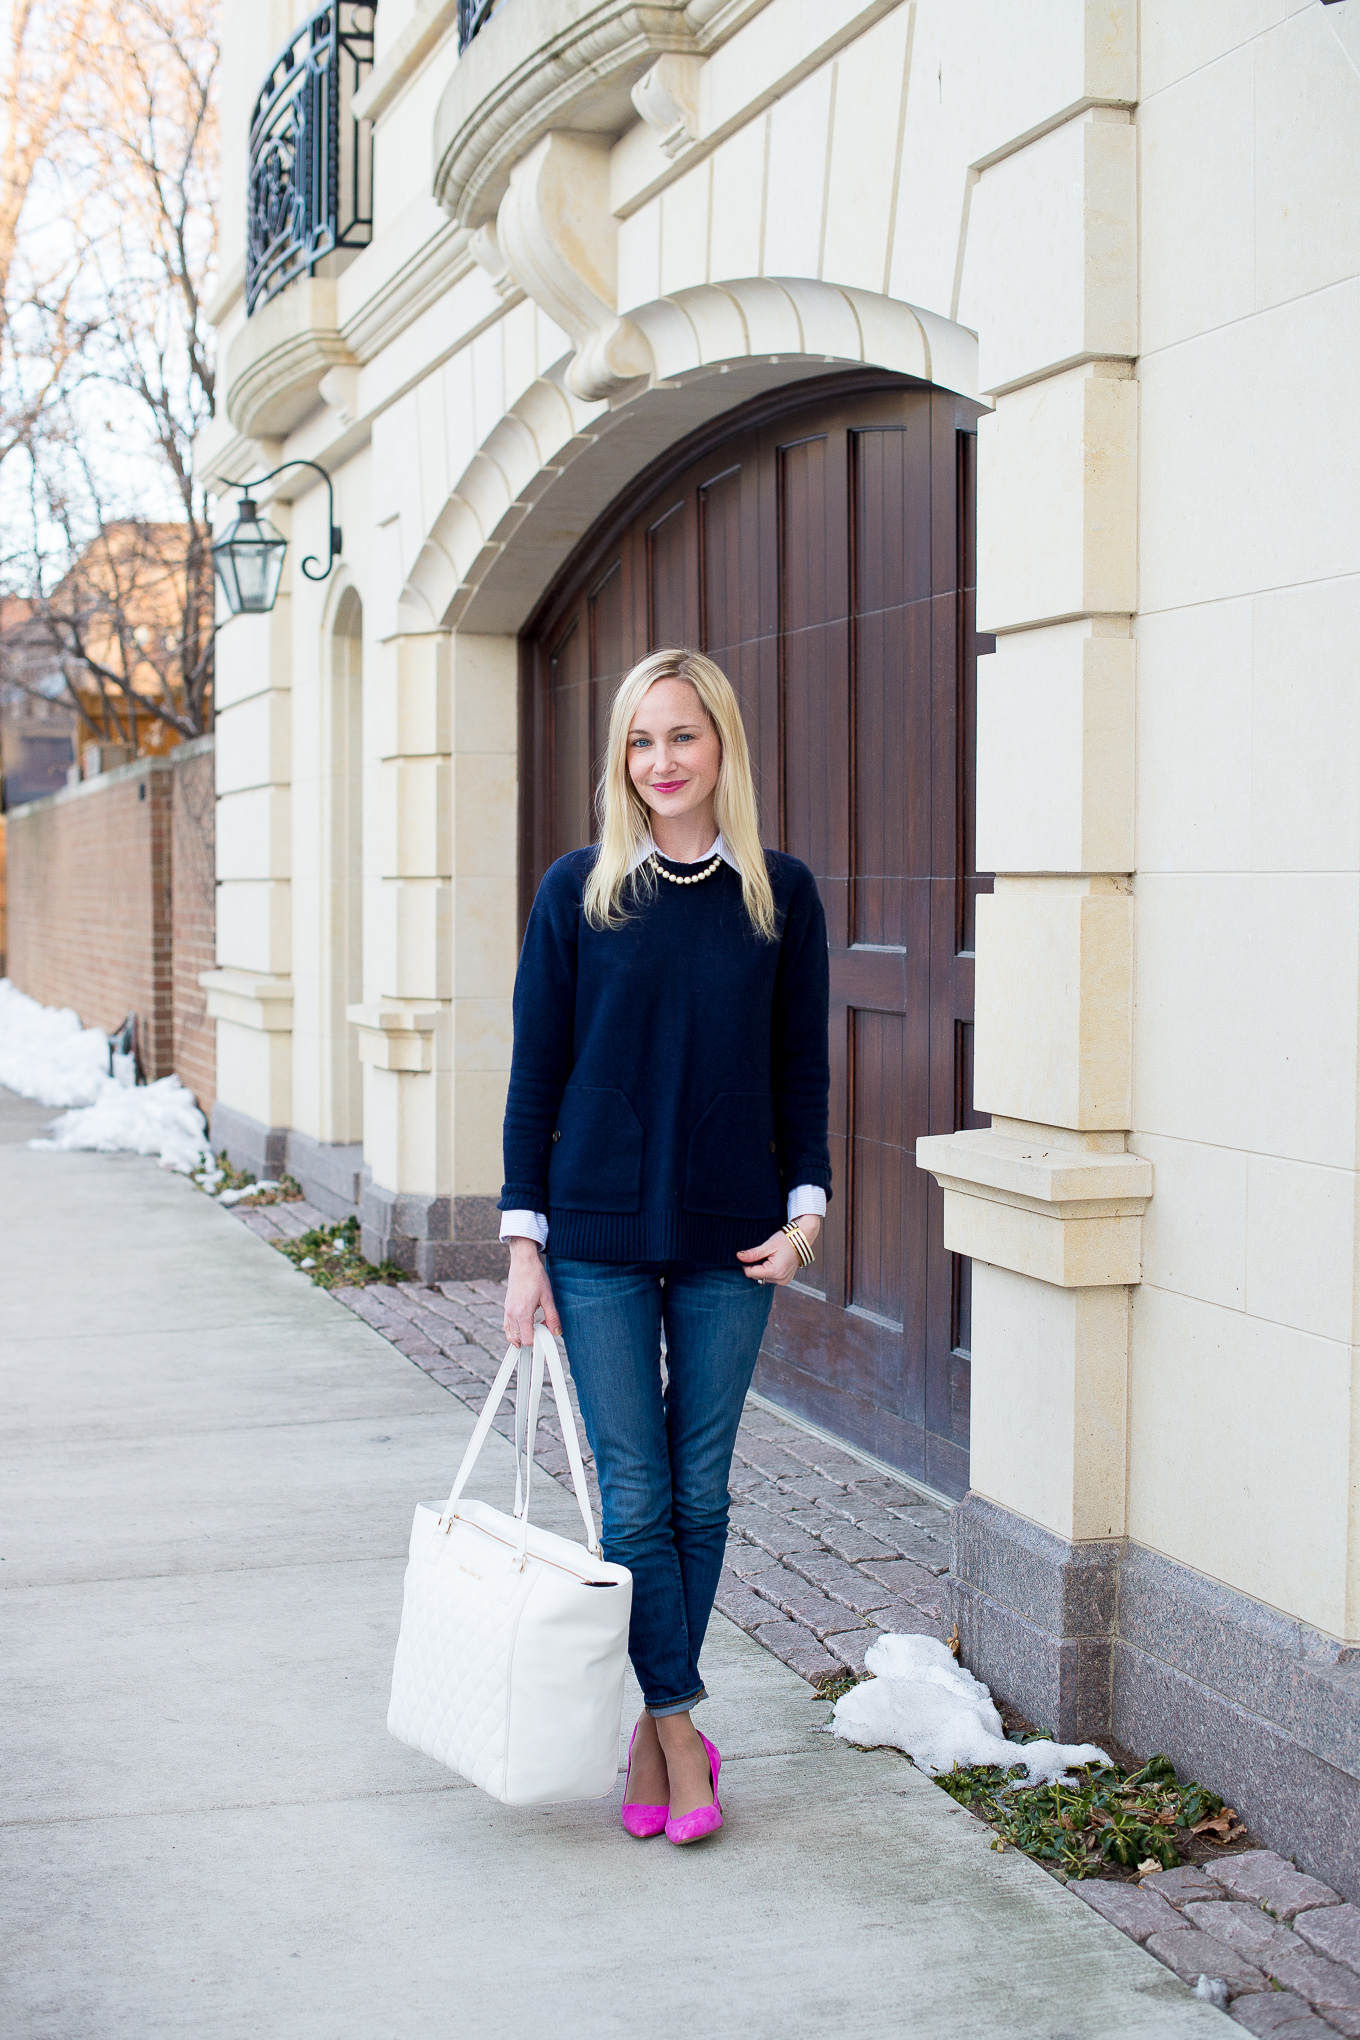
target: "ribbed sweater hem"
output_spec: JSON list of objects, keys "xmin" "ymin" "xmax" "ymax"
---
[{"xmin": 544, "ymin": 1207, "xmax": 784, "ymax": 1266}]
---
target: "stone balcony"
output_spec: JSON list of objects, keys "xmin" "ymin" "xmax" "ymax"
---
[{"xmin": 431, "ymin": 0, "xmax": 776, "ymax": 227}]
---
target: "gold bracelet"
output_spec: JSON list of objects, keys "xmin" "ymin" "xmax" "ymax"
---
[{"xmin": 782, "ymin": 1221, "xmax": 816, "ymax": 1268}]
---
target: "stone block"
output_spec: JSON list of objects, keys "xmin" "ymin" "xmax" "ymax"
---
[
  {"xmin": 713, "ymin": 1578, "xmax": 770, "ymax": 1632},
  {"xmin": 390, "ymin": 1332, "xmax": 442, "ymax": 1361},
  {"xmin": 751, "ymin": 1617, "xmax": 839, "ymax": 1685},
  {"xmin": 860, "ymin": 1541, "xmax": 950, "ymax": 1584},
  {"xmin": 854, "ymin": 1557, "xmax": 945, "ymax": 1606},
  {"xmin": 760, "ymin": 1580, "xmax": 868, "ymax": 1642},
  {"xmin": 791, "ymin": 1553, "xmax": 897, "ymax": 1616},
  {"xmin": 974, "ymin": 876, "xmax": 1133, "ymax": 1132},
  {"xmin": 927, "ymin": 1142, "xmax": 1147, "ymax": 1289},
  {"xmin": 1208, "ymin": 1855, "xmax": 1343, "ymax": 1924},
  {"xmin": 969, "ymin": 1266, "xmax": 1130, "ymax": 1545},
  {"xmin": 817, "ymin": 1520, "xmax": 898, "ymax": 1565},
  {"xmin": 775, "ymin": 1472, "xmax": 848, "ymax": 1505},
  {"xmin": 1185, "ymin": 1901, "xmax": 1308, "ymax": 1969},
  {"xmin": 845, "ymin": 1476, "xmax": 924, "ymax": 1509},
  {"xmin": 1070, "ymin": 1879, "xmax": 1182, "ymax": 1943},
  {"xmin": 1138, "ymin": 41, "xmax": 1254, "ymax": 354},
  {"xmin": 726, "ymin": 1541, "xmax": 781, "ymax": 1583},
  {"xmin": 839, "ymin": 1507, "xmax": 922, "ymax": 1555},
  {"xmin": 800, "ymin": 1446, "xmax": 867, "ymax": 1483},
  {"xmin": 977, "ymin": 365, "xmax": 1137, "ymax": 634},
  {"xmin": 976, "ymin": 621, "xmax": 1134, "ymax": 876},
  {"xmin": 210, "ymin": 1099, "xmax": 289, "ymax": 1181},
  {"xmin": 1144, "ymin": 1926, "xmax": 1267, "ymax": 1997},
  {"xmin": 735, "ymin": 1440, "xmax": 812, "ymax": 1483},
  {"xmin": 1296, "ymin": 1904, "xmax": 1360, "ymax": 1975},
  {"xmin": 831, "ymin": 1627, "xmax": 877, "ymax": 1674},
  {"xmin": 1139, "ymin": 1869, "xmax": 1226, "ymax": 1912},
  {"xmin": 728, "ymin": 1507, "xmax": 821, "ymax": 1559},
  {"xmin": 1230, "ymin": 1995, "xmax": 1340, "ymax": 2039},
  {"xmin": 1263, "ymin": 1951, "xmax": 1360, "ymax": 2030},
  {"xmin": 868, "ymin": 1598, "xmax": 949, "ymax": 1641},
  {"xmin": 960, "ymin": 112, "xmax": 1136, "ymax": 396}
]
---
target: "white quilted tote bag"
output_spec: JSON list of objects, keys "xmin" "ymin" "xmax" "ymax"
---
[{"xmin": 388, "ymin": 1322, "xmax": 632, "ymax": 1805}]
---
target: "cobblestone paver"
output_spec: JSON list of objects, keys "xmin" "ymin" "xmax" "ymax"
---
[
  {"xmin": 234, "ymin": 1200, "xmax": 1360, "ymax": 2036},
  {"xmin": 232, "ymin": 1197, "xmax": 953, "ymax": 1685},
  {"xmin": 1078, "ymin": 1853, "xmax": 1360, "ymax": 2038}
]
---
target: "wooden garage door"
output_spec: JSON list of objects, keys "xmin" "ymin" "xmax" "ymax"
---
[{"xmin": 521, "ymin": 374, "xmax": 992, "ymax": 1497}]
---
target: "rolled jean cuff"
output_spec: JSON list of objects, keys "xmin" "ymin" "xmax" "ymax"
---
[{"xmin": 646, "ymin": 1685, "xmax": 707, "ymax": 1719}]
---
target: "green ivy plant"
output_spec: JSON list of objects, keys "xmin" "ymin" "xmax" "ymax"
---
[
  {"xmin": 274, "ymin": 1215, "xmax": 411, "ymax": 1290},
  {"xmin": 934, "ymin": 1749, "xmax": 1231, "ymax": 1880}
]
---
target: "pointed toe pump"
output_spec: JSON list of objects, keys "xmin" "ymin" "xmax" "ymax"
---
[
  {"xmin": 664, "ymin": 1732, "xmax": 723, "ymax": 1845},
  {"xmin": 620, "ymin": 1723, "xmax": 669, "ymax": 1839}
]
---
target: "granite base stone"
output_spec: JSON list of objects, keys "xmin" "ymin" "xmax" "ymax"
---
[
  {"xmin": 953, "ymin": 1493, "xmax": 1360, "ymax": 1905},
  {"xmin": 208, "ymin": 1100, "xmax": 287, "ymax": 1181},
  {"xmin": 1230, "ymin": 1996, "xmax": 1338, "ymax": 2038},
  {"xmin": 358, "ymin": 1178, "xmax": 509, "ymax": 1282},
  {"xmin": 950, "ymin": 1494, "xmax": 1119, "ymax": 1742},
  {"xmin": 1112, "ymin": 1641, "xmax": 1360, "ymax": 1906},
  {"xmin": 283, "ymin": 1132, "xmax": 363, "ymax": 1220}
]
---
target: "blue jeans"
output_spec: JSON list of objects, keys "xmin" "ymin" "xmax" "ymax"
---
[{"xmin": 546, "ymin": 1259, "xmax": 773, "ymax": 1715}]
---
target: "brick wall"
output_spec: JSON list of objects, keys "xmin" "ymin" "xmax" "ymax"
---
[
  {"xmin": 170, "ymin": 741, "xmax": 215, "ymax": 1111},
  {"xmin": 6, "ymin": 736, "xmax": 215, "ymax": 1106}
]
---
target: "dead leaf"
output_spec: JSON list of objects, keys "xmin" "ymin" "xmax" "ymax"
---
[
  {"xmin": 1136, "ymin": 1858, "xmax": 1163, "ymax": 1876},
  {"xmin": 1192, "ymin": 1809, "xmax": 1246, "ymax": 1843},
  {"xmin": 946, "ymin": 1624, "xmax": 961, "ymax": 1660}
]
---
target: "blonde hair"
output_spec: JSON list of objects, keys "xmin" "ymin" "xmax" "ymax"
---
[{"xmin": 583, "ymin": 648, "xmax": 777, "ymax": 940}]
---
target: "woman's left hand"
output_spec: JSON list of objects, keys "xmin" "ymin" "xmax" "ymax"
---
[{"xmin": 737, "ymin": 1215, "xmax": 821, "ymax": 1286}]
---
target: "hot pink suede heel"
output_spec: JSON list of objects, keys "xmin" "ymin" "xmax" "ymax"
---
[
  {"xmin": 664, "ymin": 1731, "xmax": 723, "ymax": 1845},
  {"xmin": 620, "ymin": 1723, "xmax": 669, "ymax": 1839}
]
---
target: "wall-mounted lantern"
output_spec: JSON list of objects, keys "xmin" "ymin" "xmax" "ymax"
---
[{"xmin": 211, "ymin": 459, "xmax": 341, "ymax": 616}]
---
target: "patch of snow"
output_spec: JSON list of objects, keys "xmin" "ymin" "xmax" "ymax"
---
[
  {"xmin": 0, "ymin": 979, "xmax": 110, "ymax": 1107},
  {"xmin": 34, "ymin": 1074, "xmax": 211, "ymax": 1174},
  {"xmin": 1, "ymin": 979, "xmax": 211, "ymax": 1174},
  {"xmin": 829, "ymin": 1633, "xmax": 1110, "ymax": 1785},
  {"xmin": 217, "ymin": 1180, "xmax": 281, "ymax": 1206}
]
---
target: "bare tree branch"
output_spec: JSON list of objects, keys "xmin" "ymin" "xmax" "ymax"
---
[{"xmin": 0, "ymin": 0, "xmax": 219, "ymax": 757}]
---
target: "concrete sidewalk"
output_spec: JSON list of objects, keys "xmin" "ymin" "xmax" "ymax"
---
[{"xmin": 0, "ymin": 1089, "xmax": 1224, "ymax": 2039}]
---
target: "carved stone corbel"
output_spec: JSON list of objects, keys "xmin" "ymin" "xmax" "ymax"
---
[
  {"xmin": 494, "ymin": 130, "xmax": 654, "ymax": 404},
  {"xmin": 469, "ymin": 222, "xmax": 517, "ymax": 299},
  {"xmin": 631, "ymin": 53, "xmax": 702, "ymax": 158}
]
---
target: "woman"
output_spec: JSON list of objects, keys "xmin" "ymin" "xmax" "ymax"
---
[{"xmin": 499, "ymin": 647, "xmax": 830, "ymax": 1845}]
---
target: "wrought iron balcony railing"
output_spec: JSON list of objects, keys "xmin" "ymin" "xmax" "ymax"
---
[
  {"xmin": 458, "ymin": 0, "xmax": 507, "ymax": 51},
  {"xmin": 247, "ymin": 2, "xmax": 378, "ymax": 316}
]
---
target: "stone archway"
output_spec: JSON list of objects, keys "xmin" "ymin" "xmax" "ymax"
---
[{"xmin": 393, "ymin": 278, "xmax": 980, "ymax": 641}]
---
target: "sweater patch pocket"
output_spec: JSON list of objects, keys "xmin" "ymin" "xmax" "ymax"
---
[
  {"xmin": 547, "ymin": 1086, "xmax": 644, "ymax": 1212},
  {"xmin": 685, "ymin": 1092, "xmax": 782, "ymax": 1219}
]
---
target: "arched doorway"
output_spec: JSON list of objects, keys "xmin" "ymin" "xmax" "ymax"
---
[{"xmin": 521, "ymin": 375, "xmax": 991, "ymax": 1496}]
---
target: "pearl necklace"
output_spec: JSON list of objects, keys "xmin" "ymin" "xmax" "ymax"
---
[{"xmin": 648, "ymin": 851, "xmax": 723, "ymax": 887}]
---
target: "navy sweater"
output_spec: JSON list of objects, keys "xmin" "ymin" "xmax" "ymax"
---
[{"xmin": 499, "ymin": 848, "xmax": 831, "ymax": 1265}]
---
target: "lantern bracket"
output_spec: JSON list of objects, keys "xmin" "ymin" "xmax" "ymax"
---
[{"xmin": 216, "ymin": 459, "xmax": 341, "ymax": 582}]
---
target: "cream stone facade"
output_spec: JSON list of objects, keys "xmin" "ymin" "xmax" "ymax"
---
[{"xmin": 199, "ymin": 0, "xmax": 1360, "ymax": 1893}]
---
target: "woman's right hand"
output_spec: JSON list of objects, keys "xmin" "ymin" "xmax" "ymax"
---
[{"xmin": 503, "ymin": 1237, "xmax": 561, "ymax": 1346}]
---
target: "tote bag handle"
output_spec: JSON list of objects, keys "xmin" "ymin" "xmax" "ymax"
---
[{"xmin": 444, "ymin": 1323, "xmax": 601, "ymax": 1560}]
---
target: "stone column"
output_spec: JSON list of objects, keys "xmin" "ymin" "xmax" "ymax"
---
[
  {"xmin": 918, "ymin": 82, "xmax": 1143, "ymax": 1739},
  {"xmin": 352, "ymin": 630, "xmax": 517, "ymax": 1279},
  {"xmin": 201, "ymin": 585, "xmax": 294, "ymax": 1178}
]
